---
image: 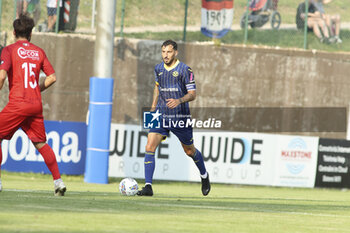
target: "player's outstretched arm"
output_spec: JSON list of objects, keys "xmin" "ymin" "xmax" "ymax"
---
[
  {"xmin": 166, "ymin": 90, "xmax": 196, "ymax": 109},
  {"xmin": 40, "ymin": 73, "xmax": 56, "ymax": 92},
  {"xmin": 150, "ymin": 84, "xmax": 159, "ymax": 112},
  {"xmin": 0, "ymin": 70, "xmax": 7, "ymax": 90}
]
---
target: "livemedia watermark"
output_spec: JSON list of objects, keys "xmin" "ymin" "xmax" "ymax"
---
[
  {"xmin": 142, "ymin": 107, "xmax": 346, "ymax": 132},
  {"xmin": 143, "ymin": 109, "xmax": 222, "ymax": 129}
]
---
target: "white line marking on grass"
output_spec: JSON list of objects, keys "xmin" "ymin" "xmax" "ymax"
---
[
  {"xmin": 138, "ymin": 202, "xmax": 350, "ymax": 218},
  {"xmin": 5, "ymin": 189, "xmax": 51, "ymax": 193},
  {"xmin": 4, "ymin": 189, "xmax": 350, "ymax": 219},
  {"xmin": 11, "ymin": 204, "xmax": 117, "ymax": 213},
  {"xmin": 4, "ymin": 189, "xmax": 112, "ymax": 196}
]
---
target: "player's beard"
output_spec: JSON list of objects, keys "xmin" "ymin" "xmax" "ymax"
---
[{"xmin": 163, "ymin": 57, "xmax": 176, "ymax": 66}]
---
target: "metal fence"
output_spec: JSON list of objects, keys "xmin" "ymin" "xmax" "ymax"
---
[
  {"xmin": 0, "ymin": 0, "xmax": 348, "ymax": 52},
  {"xmin": 236, "ymin": 0, "xmax": 348, "ymax": 51}
]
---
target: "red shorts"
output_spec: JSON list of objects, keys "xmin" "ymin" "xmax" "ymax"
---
[{"xmin": 0, "ymin": 106, "xmax": 46, "ymax": 142}]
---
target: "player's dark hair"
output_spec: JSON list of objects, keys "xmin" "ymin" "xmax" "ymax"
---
[
  {"xmin": 162, "ymin": 40, "xmax": 177, "ymax": 50},
  {"xmin": 13, "ymin": 14, "xmax": 34, "ymax": 41}
]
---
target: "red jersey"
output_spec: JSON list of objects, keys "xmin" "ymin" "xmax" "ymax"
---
[{"xmin": 0, "ymin": 40, "xmax": 55, "ymax": 116}]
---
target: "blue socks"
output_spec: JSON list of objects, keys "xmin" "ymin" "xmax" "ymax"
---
[
  {"xmin": 145, "ymin": 149, "xmax": 206, "ymax": 184},
  {"xmin": 144, "ymin": 151, "xmax": 155, "ymax": 184},
  {"xmin": 192, "ymin": 149, "xmax": 207, "ymax": 176}
]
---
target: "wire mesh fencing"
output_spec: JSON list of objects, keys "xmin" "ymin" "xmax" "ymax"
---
[
  {"xmin": 237, "ymin": 0, "xmax": 349, "ymax": 51},
  {"xmin": 0, "ymin": 0, "xmax": 348, "ymax": 52}
]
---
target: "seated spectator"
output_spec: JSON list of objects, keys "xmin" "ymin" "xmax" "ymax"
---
[
  {"xmin": 313, "ymin": 0, "xmax": 342, "ymax": 43},
  {"xmin": 296, "ymin": 1, "xmax": 332, "ymax": 43}
]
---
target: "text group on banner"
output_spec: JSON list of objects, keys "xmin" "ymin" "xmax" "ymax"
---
[{"xmin": 315, "ymin": 138, "xmax": 350, "ymax": 188}]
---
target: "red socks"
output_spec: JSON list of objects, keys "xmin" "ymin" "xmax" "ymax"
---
[
  {"xmin": 38, "ymin": 144, "xmax": 61, "ymax": 180},
  {"xmin": 0, "ymin": 142, "xmax": 2, "ymax": 166},
  {"xmin": 0, "ymin": 142, "xmax": 2, "ymax": 175}
]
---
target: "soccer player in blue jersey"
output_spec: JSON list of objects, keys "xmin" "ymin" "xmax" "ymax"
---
[{"xmin": 137, "ymin": 40, "xmax": 210, "ymax": 196}]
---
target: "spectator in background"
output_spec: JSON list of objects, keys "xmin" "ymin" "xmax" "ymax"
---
[
  {"xmin": 16, "ymin": 1, "xmax": 41, "ymax": 28},
  {"xmin": 47, "ymin": 0, "xmax": 62, "ymax": 32},
  {"xmin": 16, "ymin": 0, "xmax": 26, "ymax": 19},
  {"xmin": 296, "ymin": 1, "xmax": 332, "ymax": 43},
  {"xmin": 24, "ymin": 0, "xmax": 41, "ymax": 26},
  {"xmin": 313, "ymin": 0, "xmax": 342, "ymax": 43}
]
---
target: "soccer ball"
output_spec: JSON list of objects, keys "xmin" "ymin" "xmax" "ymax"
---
[{"xmin": 119, "ymin": 178, "xmax": 138, "ymax": 196}]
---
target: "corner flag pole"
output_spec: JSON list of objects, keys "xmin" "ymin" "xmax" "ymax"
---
[{"xmin": 85, "ymin": 0, "xmax": 116, "ymax": 184}]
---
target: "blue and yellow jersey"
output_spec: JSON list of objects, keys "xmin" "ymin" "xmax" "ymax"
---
[{"xmin": 154, "ymin": 60, "xmax": 196, "ymax": 118}]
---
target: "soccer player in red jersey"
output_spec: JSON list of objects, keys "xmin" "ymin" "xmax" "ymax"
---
[{"xmin": 0, "ymin": 14, "xmax": 66, "ymax": 196}]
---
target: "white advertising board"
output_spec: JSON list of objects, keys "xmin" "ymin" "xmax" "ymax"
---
[
  {"xmin": 108, "ymin": 124, "xmax": 190, "ymax": 181},
  {"xmin": 272, "ymin": 135, "xmax": 319, "ymax": 188},
  {"xmin": 108, "ymin": 124, "xmax": 277, "ymax": 186},
  {"xmin": 108, "ymin": 124, "xmax": 319, "ymax": 188},
  {"xmin": 190, "ymin": 132, "xmax": 277, "ymax": 185}
]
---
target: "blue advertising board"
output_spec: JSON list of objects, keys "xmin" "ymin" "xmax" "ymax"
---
[{"xmin": 1, "ymin": 120, "xmax": 87, "ymax": 175}]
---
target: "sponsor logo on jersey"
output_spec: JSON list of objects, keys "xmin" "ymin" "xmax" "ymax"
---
[
  {"xmin": 160, "ymin": 87, "xmax": 179, "ymax": 92},
  {"xmin": 17, "ymin": 47, "xmax": 39, "ymax": 60},
  {"xmin": 189, "ymin": 72, "xmax": 194, "ymax": 81},
  {"xmin": 172, "ymin": 71, "xmax": 179, "ymax": 77}
]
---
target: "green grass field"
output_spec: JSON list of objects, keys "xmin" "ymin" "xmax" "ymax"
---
[{"xmin": 1, "ymin": 171, "xmax": 350, "ymax": 233}]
